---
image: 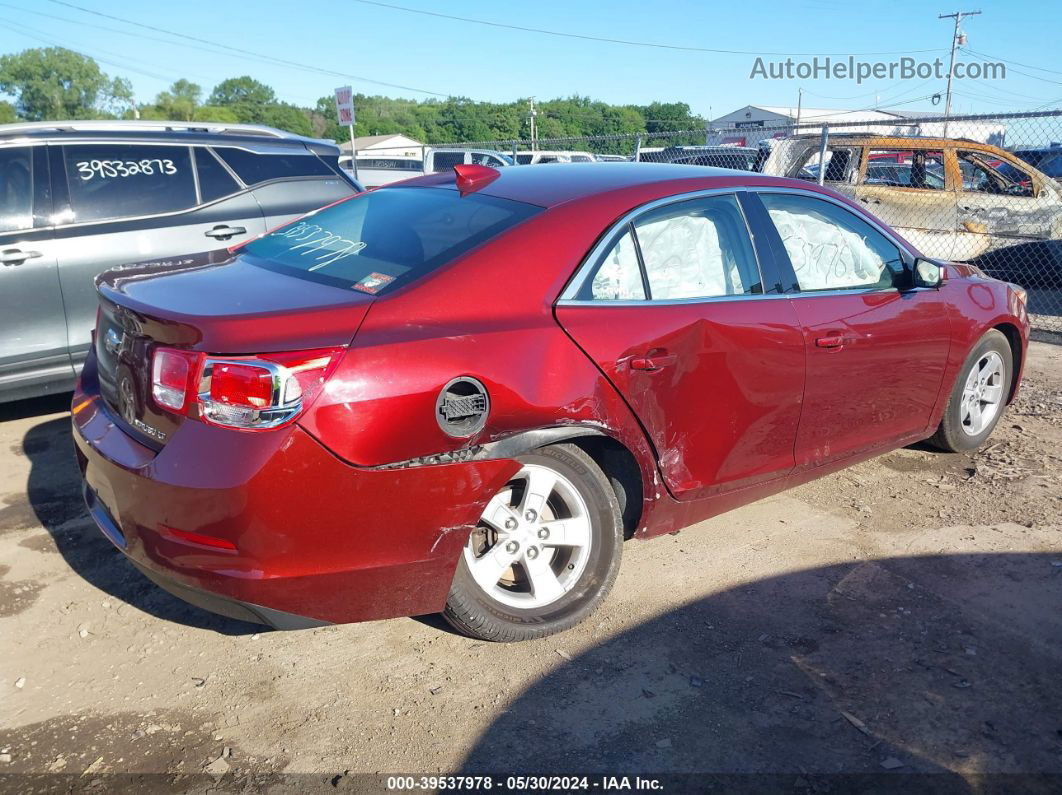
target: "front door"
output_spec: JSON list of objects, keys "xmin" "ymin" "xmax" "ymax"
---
[
  {"xmin": 556, "ymin": 192, "xmax": 805, "ymax": 501},
  {"xmin": 754, "ymin": 190, "xmax": 951, "ymax": 469}
]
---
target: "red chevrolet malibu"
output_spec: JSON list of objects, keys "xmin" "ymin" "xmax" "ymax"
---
[{"xmin": 72, "ymin": 163, "xmax": 1028, "ymax": 641}]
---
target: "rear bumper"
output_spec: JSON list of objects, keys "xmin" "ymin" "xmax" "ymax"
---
[{"xmin": 72, "ymin": 387, "xmax": 519, "ymax": 627}]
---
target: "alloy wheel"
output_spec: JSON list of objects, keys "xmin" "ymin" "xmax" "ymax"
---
[
  {"xmin": 463, "ymin": 464, "xmax": 592, "ymax": 609},
  {"xmin": 960, "ymin": 350, "xmax": 1005, "ymax": 436}
]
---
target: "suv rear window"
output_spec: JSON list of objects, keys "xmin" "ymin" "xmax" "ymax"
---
[
  {"xmin": 215, "ymin": 147, "xmax": 334, "ymax": 185},
  {"xmin": 242, "ymin": 187, "xmax": 542, "ymax": 295}
]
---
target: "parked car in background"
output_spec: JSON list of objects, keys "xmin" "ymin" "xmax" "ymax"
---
[
  {"xmin": 760, "ymin": 134, "xmax": 1062, "ymax": 267},
  {"xmin": 665, "ymin": 146, "xmax": 762, "ymax": 171},
  {"xmin": 346, "ymin": 148, "xmax": 512, "ymax": 187},
  {"xmin": 514, "ymin": 150, "xmax": 595, "ymax": 164},
  {"xmin": 593, "ymin": 153, "xmax": 628, "ymax": 162},
  {"xmin": 74, "ymin": 162, "xmax": 1027, "ymax": 642},
  {"xmin": 0, "ymin": 120, "xmax": 360, "ymax": 404},
  {"xmin": 998, "ymin": 146, "xmax": 1062, "ymax": 185}
]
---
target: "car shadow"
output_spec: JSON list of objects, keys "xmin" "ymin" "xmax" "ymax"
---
[
  {"xmin": 16, "ymin": 406, "xmax": 259, "ymax": 636},
  {"xmin": 459, "ymin": 552, "xmax": 1062, "ymax": 788}
]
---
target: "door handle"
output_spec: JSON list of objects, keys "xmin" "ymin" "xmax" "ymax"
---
[
  {"xmin": 815, "ymin": 335, "xmax": 847, "ymax": 349},
  {"xmin": 0, "ymin": 248, "xmax": 42, "ymax": 266},
  {"xmin": 629, "ymin": 351, "xmax": 677, "ymax": 371},
  {"xmin": 204, "ymin": 225, "xmax": 246, "ymax": 240}
]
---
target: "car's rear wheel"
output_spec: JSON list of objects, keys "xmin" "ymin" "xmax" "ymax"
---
[
  {"xmin": 442, "ymin": 443, "xmax": 623, "ymax": 642},
  {"xmin": 928, "ymin": 329, "xmax": 1013, "ymax": 452}
]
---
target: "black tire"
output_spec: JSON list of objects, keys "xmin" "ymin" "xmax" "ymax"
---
[
  {"xmin": 927, "ymin": 329, "xmax": 1013, "ymax": 453},
  {"xmin": 442, "ymin": 443, "xmax": 623, "ymax": 642}
]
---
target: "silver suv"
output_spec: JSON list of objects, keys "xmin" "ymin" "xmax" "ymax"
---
[{"xmin": 0, "ymin": 120, "xmax": 362, "ymax": 403}]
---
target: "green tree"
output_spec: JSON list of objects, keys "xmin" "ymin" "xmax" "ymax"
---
[
  {"xmin": 0, "ymin": 100, "xmax": 16, "ymax": 124},
  {"xmin": 193, "ymin": 105, "xmax": 240, "ymax": 123},
  {"xmin": 640, "ymin": 101, "xmax": 702, "ymax": 134},
  {"xmin": 258, "ymin": 103, "xmax": 313, "ymax": 136},
  {"xmin": 0, "ymin": 47, "xmax": 131, "ymax": 120},
  {"xmin": 208, "ymin": 76, "xmax": 276, "ymax": 122},
  {"xmin": 154, "ymin": 79, "xmax": 201, "ymax": 121}
]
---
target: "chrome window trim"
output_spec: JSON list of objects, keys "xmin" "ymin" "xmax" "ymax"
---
[
  {"xmin": 558, "ymin": 285, "xmax": 907, "ymax": 307},
  {"xmin": 557, "ymin": 187, "xmax": 767, "ymax": 303}
]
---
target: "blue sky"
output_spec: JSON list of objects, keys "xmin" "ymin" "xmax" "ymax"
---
[{"xmin": 1, "ymin": 0, "xmax": 1060, "ymax": 117}]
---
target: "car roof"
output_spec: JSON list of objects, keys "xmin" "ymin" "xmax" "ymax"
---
[
  {"xmin": 0, "ymin": 120, "xmax": 339, "ymax": 155},
  {"xmin": 399, "ymin": 162, "xmax": 794, "ymax": 208}
]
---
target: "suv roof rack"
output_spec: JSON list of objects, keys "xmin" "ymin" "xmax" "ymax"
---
[{"xmin": 0, "ymin": 119, "xmax": 329, "ymax": 143}]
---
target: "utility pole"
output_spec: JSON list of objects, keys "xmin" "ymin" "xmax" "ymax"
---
[
  {"xmin": 939, "ymin": 9, "xmax": 981, "ymax": 137},
  {"xmin": 795, "ymin": 88, "xmax": 802, "ymax": 129},
  {"xmin": 528, "ymin": 97, "xmax": 538, "ymax": 151}
]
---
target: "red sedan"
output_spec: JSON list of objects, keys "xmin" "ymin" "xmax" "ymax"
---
[{"xmin": 72, "ymin": 163, "xmax": 1029, "ymax": 641}]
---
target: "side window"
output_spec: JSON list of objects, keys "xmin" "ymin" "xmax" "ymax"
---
[
  {"xmin": 215, "ymin": 148, "xmax": 333, "ymax": 186},
  {"xmin": 195, "ymin": 148, "xmax": 241, "ymax": 203},
  {"xmin": 797, "ymin": 146, "xmax": 860, "ymax": 183},
  {"xmin": 431, "ymin": 152, "xmax": 465, "ymax": 172},
  {"xmin": 63, "ymin": 144, "xmax": 195, "ymax": 223},
  {"xmin": 760, "ymin": 193, "xmax": 904, "ymax": 291},
  {"xmin": 863, "ymin": 150, "xmax": 944, "ymax": 189},
  {"xmin": 470, "ymin": 152, "xmax": 505, "ymax": 167},
  {"xmin": 634, "ymin": 194, "xmax": 761, "ymax": 299},
  {"xmin": 0, "ymin": 146, "xmax": 33, "ymax": 233},
  {"xmin": 959, "ymin": 150, "xmax": 1033, "ymax": 197},
  {"xmin": 589, "ymin": 227, "xmax": 646, "ymax": 300}
]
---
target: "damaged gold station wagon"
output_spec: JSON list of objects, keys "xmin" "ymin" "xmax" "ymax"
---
[{"xmin": 760, "ymin": 134, "xmax": 1062, "ymax": 268}]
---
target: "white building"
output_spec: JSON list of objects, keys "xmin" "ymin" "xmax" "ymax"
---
[
  {"xmin": 338, "ymin": 134, "xmax": 424, "ymax": 157},
  {"xmin": 708, "ymin": 105, "xmax": 1006, "ymax": 147}
]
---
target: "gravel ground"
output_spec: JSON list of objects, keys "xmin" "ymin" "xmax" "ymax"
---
[{"xmin": 0, "ymin": 343, "xmax": 1060, "ymax": 791}]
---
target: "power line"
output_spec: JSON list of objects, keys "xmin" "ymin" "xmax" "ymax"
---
[
  {"xmin": 347, "ymin": 0, "xmax": 945, "ymax": 57},
  {"xmin": 960, "ymin": 46, "xmax": 1062, "ymax": 76},
  {"xmin": 45, "ymin": 0, "xmax": 450, "ymax": 97}
]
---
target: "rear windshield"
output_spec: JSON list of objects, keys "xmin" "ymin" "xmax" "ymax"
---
[{"xmin": 242, "ymin": 187, "xmax": 541, "ymax": 295}]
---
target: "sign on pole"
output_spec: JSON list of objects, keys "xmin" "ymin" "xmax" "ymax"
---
[{"xmin": 334, "ymin": 86, "xmax": 358, "ymax": 181}]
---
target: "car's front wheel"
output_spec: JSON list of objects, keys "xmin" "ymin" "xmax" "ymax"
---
[
  {"xmin": 442, "ymin": 443, "xmax": 623, "ymax": 642},
  {"xmin": 928, "ymin": 329, "xmax": 1014, "ymax": 452}
]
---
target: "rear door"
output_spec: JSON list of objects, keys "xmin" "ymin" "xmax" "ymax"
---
[
  {"xmin": 556, "ymin": 191, "xmax": 805, "ymax": 501},
  {"xmin": 51, "ymin": 141, "xmax": 269, "ymax": 372},
  {"xmin": 854, "ymin": 146, "xmax": 957, "ymax": 259},
  {"xmin": 753, "ymin": 190, "xmax": 951, "ymax": 469},
  {"xmin": 0, "ymin": 143, "xmax": 71, "ymax": 398}
]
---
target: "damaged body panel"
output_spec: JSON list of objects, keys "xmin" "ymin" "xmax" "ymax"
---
[
  {"xmin": 72, "ymin": 162, "xmax": 1029, "ymax": 634},
  {"xmin": 760, "ymin": 134, "xmax": 1062, "ymax": 264}
]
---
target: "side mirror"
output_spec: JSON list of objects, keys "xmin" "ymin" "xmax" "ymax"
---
[{"xmin": 913, "ymin": 258, "xmax": 944, "ymax": 288}]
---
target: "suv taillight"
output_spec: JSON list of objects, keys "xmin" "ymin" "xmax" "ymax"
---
[{"xmin": 151, "ymin": 347, "xmax": 342, "ymax": 430}]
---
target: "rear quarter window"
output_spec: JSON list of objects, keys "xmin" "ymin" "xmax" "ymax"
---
[
  {"xmin": 215, "ymin": 147, "xmax": 334, "ymax": 185},
  {"xmin": 242, "ymin": 187, "xmax": 542, "ymax": 295}
]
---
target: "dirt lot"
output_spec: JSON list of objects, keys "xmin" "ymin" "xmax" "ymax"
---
[{"xmin": 0, "ymin": 343, "xmax": 1060, "ymax": 791}]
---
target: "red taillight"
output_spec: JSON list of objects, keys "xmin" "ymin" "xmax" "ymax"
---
[
  {"xmin": 199, "ymin": 348, "xmax": 342, "ymax": 430},
  {"xmin": 151, "ymin": 346, "xmax": 341, "ymax": 430},
  {"xmin": 151, "ymin": 348, "xmax": 203, "ymax": 414},
  {"xmin": 210, "ymin": 362, "xmax": 275, "ymax": 408}
]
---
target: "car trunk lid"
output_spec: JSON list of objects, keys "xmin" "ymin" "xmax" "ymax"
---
[{"xmin": 94, "ymin": 251, "xmax": 372, "ymax": 448}]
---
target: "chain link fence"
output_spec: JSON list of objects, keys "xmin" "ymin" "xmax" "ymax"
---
[{"xmin": 430, "ymin": 109, "xmax": 1062, "ymax": 333}]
